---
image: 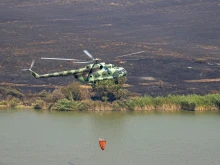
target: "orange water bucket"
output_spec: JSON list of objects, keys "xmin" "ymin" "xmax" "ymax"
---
[{"xmin": 99, "ymin": 138, "xmax": 106, "ymax": 150}]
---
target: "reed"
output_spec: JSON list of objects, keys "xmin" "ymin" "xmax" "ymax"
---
[
  {"xmin": 124, "ymin": 94, "xmax": 220, "ymax": 111},
  {"xmin": 52, "ymin": 99, "xmax": 88, "ymax": 111},
  {"xmin": 83, "ymin": 100, "xmax": 113, "ymax": 111}
]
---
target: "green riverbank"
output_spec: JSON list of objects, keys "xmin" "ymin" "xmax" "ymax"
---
[{"xmin": 0, "ymin": 81, "xmax": 220, "ymax": 112}]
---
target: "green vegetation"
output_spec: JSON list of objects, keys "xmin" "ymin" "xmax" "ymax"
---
[
  {"xmin": 0, "ymin": 86, "xmax": 24, "ymax": 100},
  {"xmin": 53, "ymin": 99, "xmax": 88, "ymax": 111},
  {"xmin": 91, "ymin": 78, "xmax": 128, "ymax": 102},
  {"xmin": 0, "ymin": 87, "xmax": 24, "ymax": 108},
  {"xmin": 61, "ymin": 82, "xmax": 84, "ymax": 101},
  {"xmin": 0, "ymin": 81, "xmax": 220, "ymax": 111},
  {"xmin": 118, "ymin": 94, "xmax": 220, "ymax": 111}
]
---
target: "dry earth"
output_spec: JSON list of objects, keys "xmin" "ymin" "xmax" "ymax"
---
[{"xmin": 0, "ymin": 0, "xmax": 220, "ymax": 96}]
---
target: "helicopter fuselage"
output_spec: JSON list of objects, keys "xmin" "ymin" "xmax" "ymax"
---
[
  {"xmin": 73, "ymin": 62, "xmax": 127, "ymax": 84},
  {"xmin": 27, "ymin": 62, "xmax": 127, "ymax": 84}
]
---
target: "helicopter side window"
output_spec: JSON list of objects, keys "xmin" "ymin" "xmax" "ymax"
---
[
  {"xmin": 118, "ymin": 70, "xmax": 122, "ymax": 74},
  {"xmin": 104, "ymin": 66, "xmax": 109, "ymax": 71}
]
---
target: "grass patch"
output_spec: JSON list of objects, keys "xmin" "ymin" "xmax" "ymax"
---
[
  {"xmin": 121, "ymin": 94, "xmax": 220, "ymax": 111},
  {"xmin": 52, "ymin": 99, "xmax": 88, "ymax": 111}
]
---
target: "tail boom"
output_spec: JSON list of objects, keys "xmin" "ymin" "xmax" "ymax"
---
[{"xmin": 31, "ymin": 70, "xmax": 77, "ymax": 78}]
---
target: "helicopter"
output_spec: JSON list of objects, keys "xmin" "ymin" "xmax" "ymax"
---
[{"xmin": 23, "ymin": 50, "xmax": 144, "ymax": 84}]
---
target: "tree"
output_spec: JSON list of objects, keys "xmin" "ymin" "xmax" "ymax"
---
[
  {"xmin": 92, "ymin": 78, "xmax": 128, "ymax": 102},
  {"xmin": 61, "ymin": 82, "xmax": 83, "ymax": 101}
]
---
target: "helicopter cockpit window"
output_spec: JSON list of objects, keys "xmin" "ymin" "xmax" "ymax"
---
[{"xmin": 100, "ymin": 65, "xmax": 103, "ymax": 70}]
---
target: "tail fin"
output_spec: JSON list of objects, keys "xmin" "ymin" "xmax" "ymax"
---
[{"xmin": 22, "ymin": 60, "xmax": 40, "ymax": 78}]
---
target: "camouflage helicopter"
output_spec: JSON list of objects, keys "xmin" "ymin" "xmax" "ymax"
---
[{"xmin": 23, "ymin": 50, "xmax": 144, "ymax": 84}]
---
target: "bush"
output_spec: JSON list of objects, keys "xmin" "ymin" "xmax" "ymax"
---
[
  {"xmin": 180, "ymin": 101, "xmax": 196, "ymax": 111},
  {"xmin": 8, "ymin": 98, "xmax": 20, "ymax": 108},
  {"xmin": 45, "ymin": 88, "xmax": 65, "ymax": 103},
  {"xmin": 0, "ymin": 101, "xmax": 7, "ymax": 106},
  {"xmin": 61, "ymin": 82, "xmax": 83, "ymax": 101},
  {"xmin": 0, "ymin": 86, "xmax": 24, "ymax": 100},
  {"xmin": 77, "ymin": 102, "xmax": 88, "ymax": 111},
  {"xmin": 36, "ymin": 90, "xmax": 49, "ymax": 98},
  {"xmin": 92, "ymin": 78, "xmax": 128, "ymax": 102},
  {"xmin": 33, "ymin": 100, "xmax": 45, "ymax": 110},
  {"xmin": 53, "ymin": 99, "xmax": 75, "ymax": 111}
]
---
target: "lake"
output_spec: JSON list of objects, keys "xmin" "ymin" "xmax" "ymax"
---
[{"xmin": 0, "ymin": 109, "xmax": 220, "ymax": 165}]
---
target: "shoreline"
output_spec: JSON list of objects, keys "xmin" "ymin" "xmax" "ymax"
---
[
  {"xmin": 1, "ymin": 94, "xmax": 219, "ymax": 112},
  {"xmin": 0, "ymin": 83, "xmax": 219, "ymax": 112}
]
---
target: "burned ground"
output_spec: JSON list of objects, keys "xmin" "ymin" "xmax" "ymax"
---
[{"xmin": 0, "ymin": 0, "xmax": 220, "ymax": 96}]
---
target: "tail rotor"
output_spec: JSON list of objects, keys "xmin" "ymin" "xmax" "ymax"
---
[{"xmin": 22, "ymin": 60, "xmax": 35, "ymax": 71}]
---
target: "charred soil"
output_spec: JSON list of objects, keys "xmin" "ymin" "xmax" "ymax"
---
[{"xmin": 0, "ymin": 0, "xmax": 220, "ymax": 96}]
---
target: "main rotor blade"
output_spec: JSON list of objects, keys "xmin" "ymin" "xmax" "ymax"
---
[
  {"xmin": 83, "ymin": 50, "xmax": 95, "ymax": 60},
  {"xmin": 30, "ymin": 60, "xmax": 35, "ymax": 69},
  {"xmin": 73, "ymin": 60, "xmax": 94, "ymax": 64},
  {"xmin": 41, "ymin": 57, "xmax": 80, "ymax": 61},
  {"xmin": 117, "ymin": 51, "xmax": 145, "ymax": 58}
]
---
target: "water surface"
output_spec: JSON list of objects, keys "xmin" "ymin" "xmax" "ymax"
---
[{"xmin": 0, "ymin": 109, "xmax": 220, "ymax": 165}]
